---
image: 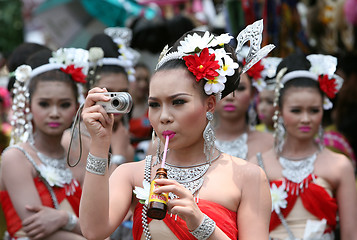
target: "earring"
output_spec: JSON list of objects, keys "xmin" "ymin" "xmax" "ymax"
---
[
  {"xmin": 248, "ymin": 104, "xmax": 257, "ymax": 130},
  {"xmin": 273, "ymin": 112, "xmax": 285, "ymax": 155},
  {"xmin": 153, "ymin": 137, "xmax": 161, "ymax": 167},
  {"xmin": 318, "ymin": 125, "xmax": 324, "ymax": 150},
  {"xmin": 203, "ymin": 112, "xmax": 215, "ymax": 164}
]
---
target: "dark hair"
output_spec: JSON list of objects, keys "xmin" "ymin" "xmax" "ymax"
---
[
  {"xmin": 7, "ymin": 43, "xmax": 50, "ymax": 94},
  {"xmin": 25, "ymin": 49, "xmax": 79, "ymax": 102},
  {"xmin": 156, "ymin": 30, "xmax": 240, "ymax": 99},
  {"xmin": 86, "ymin": 33, "xmax": 128, "ymax": 89},
  {"xmin": 276, "ymin": 53, "xmax": 324, "ymax": 108}
]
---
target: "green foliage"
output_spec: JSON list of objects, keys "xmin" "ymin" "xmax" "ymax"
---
[{"xmin": 0, "ymin": 0, "xmax": 24, "ymax": 57}]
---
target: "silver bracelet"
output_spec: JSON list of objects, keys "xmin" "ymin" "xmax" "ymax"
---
[
  {"xmin": 86, "ymin": 152, "xmax": 108, "ymax": 175},
  {"xmin": 63, "ymin": 211, "xmax": 77, "ymax": 231},
  {"xmin": 110, "ymin": 154, "xmax": 126, "ymax": 165},
  {"xmin": 189, "ymin": 213, "xmax": 216, "ymax": 240}
]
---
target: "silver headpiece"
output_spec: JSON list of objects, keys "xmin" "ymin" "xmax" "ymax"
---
[{"xmin": 155, "ymin": 19, "xmax": 275, "ymax": 98}]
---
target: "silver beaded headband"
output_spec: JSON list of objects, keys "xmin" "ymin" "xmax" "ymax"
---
[
  {"xmin": 278, "ymin": 54, "xmax": 344, "ymax": 110},
  {"xmin": 102, "ymin": 27, "xmax": 141, "ymax": 83},
  {"xmin": 155, "ymin": 19, "xmax": 275, "ymax": 97},
  {"xmin": 10, "ymin": 48, "xmax": 89, "ymax": 146}
]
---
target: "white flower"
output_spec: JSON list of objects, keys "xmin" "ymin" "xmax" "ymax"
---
[
  {"xmin": 210, "ymin": 33, "xmax": 233, "ymax": 47},
  {"xmin": 323, "ymin": 97, "xmax": 333, "ymax": 110},
  {"xmin": 38, "ymin": 165, "xmax": 66, "ymax": 187},
  {"xmin": 15, "ymin": 65, "xmax": 32, "ymax": 83},
  {"xmin": 270, "ymin": 183, "xmax": 288, "ymax": 214},
  {"xmin": 178, "ymin": 31, "xmax": 214, "ymax": 54},
  {"xmin": 133, "ymin": 180, "xmax": 151, "ymax": 205},
  {"xmin": 89, "ymin": 47, "xmax": 104, "ymax": 62},
  {"xmin": 217, "ymin": 55, "xmax": 239, "ymax": 77},
  {"xmin": 50, "ymin": 49, "xmax": 68, "ymax": 65},
  {"xmin": 204, "ymin": 75, "xmax": 227, "ymax": 95},
  {"xmin": 252, "ymin": 78, "xmax": 267, "ymax": 92}
]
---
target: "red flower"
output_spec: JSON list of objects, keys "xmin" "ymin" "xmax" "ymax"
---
[
  {"xmin": 60, "ymin": 65, "xmax": 86, "ymax": 83},
  {"xmin": 244, "ymin": 59, "xmax": 264, "ymax": 81},
  {"xmin": 318, "ymin": 74, "xmax": 337, "ymax": 99},
  {"xmin": 183, "ymin": 48, "xmax": 220, "ymax": 82}
]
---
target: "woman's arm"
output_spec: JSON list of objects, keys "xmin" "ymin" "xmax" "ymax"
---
[
  {"xmin": 79, "ymin": 88, "xmax": 134, "ymax": 239},
  {"xmin": 335, "ymin": 155, "xmax": 357, "ymax": 240},
  {"xmin": 237, "ymin": 164, "xmax": 271, "ymax": 239},
  {"xmin": 1, "ymin": 148, "xmax": 82, "ymax": 239}
]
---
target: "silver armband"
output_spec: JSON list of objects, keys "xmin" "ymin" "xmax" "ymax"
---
[
  {"xmin": 110, "ymin": 154, "xmax": 126, "ymax": 165},
  {"xmin": 189, "ymin": 213, "xmax": 216, "ymax": 240},
  {"xmin": 63, "ymin": 211, "xmax": 77, "ymax": 231},
  {"xmin": 86, "ymin": 152, "xmax": 108, "ymax": 175}
]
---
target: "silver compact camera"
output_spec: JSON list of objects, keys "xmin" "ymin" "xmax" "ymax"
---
[{"xmin": 96, "ymin": 92, "xmax": 133, "ymax": 114}]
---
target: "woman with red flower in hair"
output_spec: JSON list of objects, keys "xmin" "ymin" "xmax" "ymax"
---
[
  {"xmin": 0, "ymin": 48, "xmax": 87, "ymax": 239},
  {"xmin": 250, "ymin": 53, "xmax": 357, "ymax": 240},
  {"xmin": 79, "ymin": 20, "xmax": 274, "ymax": 240}
]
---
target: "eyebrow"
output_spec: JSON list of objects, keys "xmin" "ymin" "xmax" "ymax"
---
[{"xmin": 148, "ymin": 93, "xmax": 192, "ymax": 101}]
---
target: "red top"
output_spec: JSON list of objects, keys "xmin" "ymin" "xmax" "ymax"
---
[
  {"xmin": 269, "ymin": 174, "xmax": 337, "ymax": 233},
  {"xmin": 129, "ymin": 111, "xmax": 152, "ymax": 147},
  {"xmin": 0, "ymin": 177, "xmax": 82, "ymax": 238},
  {"xmin": 133, "ymin": 199, "xmax": 238, "ymax": 239}
]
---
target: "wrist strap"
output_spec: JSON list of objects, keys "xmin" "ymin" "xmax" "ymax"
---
[{"xmin": 189, "ymin": 213, "xmax": 216, "ymax": 240}]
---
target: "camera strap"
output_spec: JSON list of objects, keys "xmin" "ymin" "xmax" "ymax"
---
[{"xmin": 66, "ymin": 103, "xmax": 84, "ymax": 167}]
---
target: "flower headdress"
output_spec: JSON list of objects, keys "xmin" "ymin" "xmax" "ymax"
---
[
  {"xmin": 156, "ymin": 19, "xmax": 275, "ymax": 99},
  {"xmin": 10, "ymin": 48, "xmax": 89, "ymax": 145},
  {"xmin": 87, "ymin": 27, "xmax": 141, "ymax": 88},
  {"xmin": 279, "ymin": 54, "xmax": 343, "ymax": 110}
]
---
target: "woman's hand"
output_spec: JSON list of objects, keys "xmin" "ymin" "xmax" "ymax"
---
[
  {"xmin": 82, "ymin": 88, "xmax": 114, "ymax": 145},
  {"xmin": 153, "ymin": 179, "xmax": 204, "ymax": 231},
  {"xmin": 22, "ymin": 205, "xmax": 67, "ymax": 239}
]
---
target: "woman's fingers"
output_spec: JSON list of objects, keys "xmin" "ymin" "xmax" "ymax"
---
[{"xmin": 84, "ymin": 88, "xmax": 110, "ymax": 108}]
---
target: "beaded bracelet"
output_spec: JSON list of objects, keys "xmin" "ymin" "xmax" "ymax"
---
[
  {"xmin": 189, "ymin": 214, "xmax": 216, "ymax": 240},
  {"xmin": 86, "ymin": 153, "xmax": 108, "ymax": 175},
  {"xmin": 63, "ymin": 212, "xmax": 77, "ymax": 231}
]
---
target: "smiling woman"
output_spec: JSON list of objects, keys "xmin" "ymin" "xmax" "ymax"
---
[{"xmin": 0, "ymin": 48, "xmax": 88, "ymax": 240}]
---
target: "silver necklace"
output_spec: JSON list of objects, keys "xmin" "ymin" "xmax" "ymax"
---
[
  {"xmin": 279, "ymin": 153, "xmax": 317, "ymax": 184},
  {"xmin": 31, "ymin": 143, "xmax": 73, "ymax": 186},
  {"xmin": 164, "ymin": 150, "xmax": 221, "ymax": 199},
  {"xmin": 215, "ymin": 132, "xmax": 248, "ymax": 159}
]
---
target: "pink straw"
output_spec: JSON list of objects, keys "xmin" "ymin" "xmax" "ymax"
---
[{"xmin": 161, "ymin": 135, "xmax": 170, "ymax": 168}]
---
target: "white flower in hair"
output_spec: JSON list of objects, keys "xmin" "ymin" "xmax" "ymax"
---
[
  {"xmin": 89, "ymin": 47, "xmax": 104, "ymax": 62},
  {"xmin": 218, "ymin": 54, "xmax": 239, "ymax": 77},
  {"xmin": 210, "ymin": 33, "xmax": 233, "ymax": 46},
  {"xmin": 307, "ymin": 54, "xmax": 337, "ymax": 77},
  {"xmin": 204, "ymin": 75, "xmax": 227, "ymax": 95},
  {"xmin": 133, "ymin": 180, "xmax": 151, "ymax": 205},
  {"xmin": 270, "ymin": 183, "xmax": 288, "ymax": 214},
  {"xmin": 15, "ymin": 65, "xmax": 32, "ymax": 83},
  {"xmin": 178, "ymin": 31, "xmax": 214, "ymax": 54}
]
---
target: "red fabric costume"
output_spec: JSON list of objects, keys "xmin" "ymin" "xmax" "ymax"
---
[
  {"xmin": 0, "ymin": 177, "xmax": 82, "ymax": 238},
  {"xmin": 129, "ymin": 111, "xmax": 152, "ymax": 148},
  {"xmin": 269, "ymin": 174, "xmax": 337, "ymax": 233},
  {"xmin": 133, "ymin": 199, "xmax": 238, "ymax": 239}
]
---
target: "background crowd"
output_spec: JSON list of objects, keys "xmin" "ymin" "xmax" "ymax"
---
[{"xmin": 0, "ymin": 0, "xmax": 356, "ymax": 239}]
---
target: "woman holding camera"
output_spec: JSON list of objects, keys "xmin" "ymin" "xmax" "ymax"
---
[{"xmin": 79, "ymin": 21, "xmax": 273, "ymax": 240}]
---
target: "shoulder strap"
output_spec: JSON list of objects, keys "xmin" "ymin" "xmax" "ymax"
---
[
  {"xmin": 5, "ymin": 145, "xmax": 39, "ymax": 171},
  {"xmin": 5, "ymin": 145, "xmax": 60, "ymax": 209}
]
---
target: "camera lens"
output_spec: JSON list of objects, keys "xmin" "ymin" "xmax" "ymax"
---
[{"xmin": 112, "ymin": 98, "xmax": 120, "ymax": 108}]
